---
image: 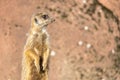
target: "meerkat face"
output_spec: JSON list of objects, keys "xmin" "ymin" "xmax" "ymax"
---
[{"xmin": 32, "ymin": 12, "xmax": 55, "ymax": 29}]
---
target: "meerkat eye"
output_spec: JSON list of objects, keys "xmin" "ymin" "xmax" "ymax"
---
[{"xmin": 42, "ymin": 14, "xmax": 49, "ymax": 20}]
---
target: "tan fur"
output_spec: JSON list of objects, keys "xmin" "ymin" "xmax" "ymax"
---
[{"xmin": 21, "ymin": 12, "xmax": 55, "ymax": 80}]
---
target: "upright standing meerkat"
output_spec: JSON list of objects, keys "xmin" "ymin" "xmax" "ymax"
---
[{"xmin": 21, "ymin": 12, "xmax": 55, "ymax": 80}]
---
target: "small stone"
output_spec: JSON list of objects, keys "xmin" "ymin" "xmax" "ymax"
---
[
  {"xmin": 50, "ymin": 50, "xmax": 56, "ymax": 56},
  {"xmin": 83, "ymin": 0, "xmax": 87, "ymax": 4},
  {"xmin": 86, "ymin": 43, "xmax": 91, "ymax": 48},
  {"xmin": 102, "ymin": 78, "xmax": 105, "ymax": 80},
  {"xmin": 112, "ymin": 49, "xmax": 115, "ymax": 54},
  {"xmin": 99, "ymin": 9, "xmax": 102, "ymax": 12},
  {"xmin": 84, "ymin": 26, "xmax": 89, "ymax": 30},
  {"xmin": 78, "ymin": 41, "xmax": 83, "ymax": 46}
]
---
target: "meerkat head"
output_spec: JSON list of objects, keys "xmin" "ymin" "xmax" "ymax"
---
[{"xmin": 31, "ymin": 12, "xmax": 55, "ymax": 30}]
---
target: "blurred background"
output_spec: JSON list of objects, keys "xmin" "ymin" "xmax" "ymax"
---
[{"xmin": 0, "ymin": 0, "xmax": 120, "ymax": 80}]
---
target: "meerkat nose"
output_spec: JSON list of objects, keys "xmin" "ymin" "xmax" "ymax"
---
[{"xmin": 51, "ymin": 18, "xmax": 55, "ymax": 22}]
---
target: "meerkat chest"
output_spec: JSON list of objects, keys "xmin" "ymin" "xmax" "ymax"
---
[
  {"xmin": 25, "ymin": 31, "xmax": 49, "ymax": 49},
  {"xmin": 34, "ymin": 32, "xmax": 49, "ymax": 55},
  {"xmin": 36, "ymin": 32, "xmax": 49, "ymax": 44}
]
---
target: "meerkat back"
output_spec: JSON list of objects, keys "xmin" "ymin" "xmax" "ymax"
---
[{"xmin": 21, "ymin": 13, "xmax": 55, "ymax": 80}]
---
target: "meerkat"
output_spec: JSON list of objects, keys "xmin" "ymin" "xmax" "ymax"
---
[{"xmin": 21, "ymin": 12, "xmax": 55, "ymax": 80}]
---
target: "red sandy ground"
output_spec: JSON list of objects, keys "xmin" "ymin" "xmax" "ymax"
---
[{"xmin": 0, "ymin": 0, "xmax": 120, "ymax": 80}]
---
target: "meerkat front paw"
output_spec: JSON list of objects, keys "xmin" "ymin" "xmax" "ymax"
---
[
  {"xmin": 42, "ymin": 48, "xmax": 50, "ymax": 71},
  {"xmin": 34, "ymin": 57, "xmax": 40, "ymax": 72},
  {"xmin": 42, "ymin": 62, "xmax": 47, "ymax": 71}
]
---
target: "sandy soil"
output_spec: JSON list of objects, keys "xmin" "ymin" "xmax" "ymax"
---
[{"xmin": 0, "ymin": 0, "xmax": 120, "ymax": 80}]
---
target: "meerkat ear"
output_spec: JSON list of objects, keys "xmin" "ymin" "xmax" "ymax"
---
[{"xmin": 34, "ymin": 18, "xmax": 38, "ymax": 24}]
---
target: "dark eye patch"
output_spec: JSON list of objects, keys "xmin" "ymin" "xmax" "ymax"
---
[
  {"xmin": 34, "ymin": 18, "xmax": 39, "ymax": 24},
  {"xmin": 42, "ymin": 14, "xmax": 49, "ymax": 20}
]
